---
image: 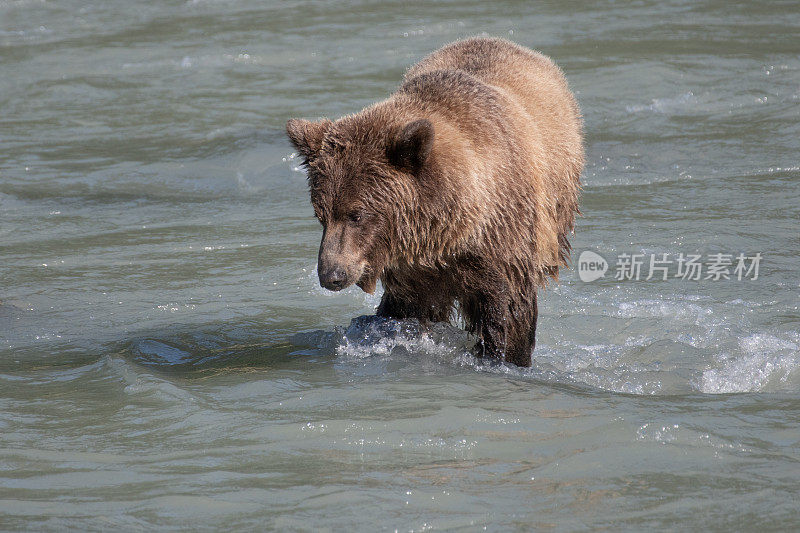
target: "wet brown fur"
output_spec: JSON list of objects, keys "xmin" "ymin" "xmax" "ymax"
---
[{"xmin": 286, "ymin": 37, "xmax": 583, "ymax": 367}]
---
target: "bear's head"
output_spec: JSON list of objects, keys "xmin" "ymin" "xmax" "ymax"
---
[{"xmin": 286, "ymin": 115, "xmax": 435, "ymax": 294}]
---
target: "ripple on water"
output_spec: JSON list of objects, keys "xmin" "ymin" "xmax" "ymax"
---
[
  {"xmin": 115, "ymin": 280, "xmax": 800, "ymax": 396},
  {"xmin": 323, "ymin": 304, "xmax": 800, "ymax": 396},
  {"xmin": 700, "ymin": 333, "xmax": 800, "ymax": 393}
]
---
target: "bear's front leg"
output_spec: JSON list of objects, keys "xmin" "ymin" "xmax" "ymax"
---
[
  {"xmin": 376, "ymin": 290, "xmax": 420, "ymax": 320},
  {"xmin": 466, "ymin": 285, "xmax": 538, "ymax": 367},
  {"xmin": 504, "ymin": 291, "xmax": 538, "ymax": 367},
  {"xmin": 377, "ymin": 289, "xmax": 452, "ymax": 323}
]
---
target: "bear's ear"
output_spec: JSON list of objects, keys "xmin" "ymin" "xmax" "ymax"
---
[
  {"xmin": 387, "ymin": 119, "xmax": 434, "ymax": 173},
  {"xmin": 286, "ymin": 118, "xmax": 332, "ymax": 160}
]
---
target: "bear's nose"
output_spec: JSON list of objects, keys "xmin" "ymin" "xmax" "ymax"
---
[{"xmin": 319, "ymin": 266, "xmax": 347, "ymax": 291}]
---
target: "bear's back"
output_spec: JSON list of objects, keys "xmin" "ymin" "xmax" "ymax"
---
[
  {"xmin": 405, "ymin": 37, "xmax": 556, "ymax": 84},
  {"xmin": 404, "ymin": 37, "xmax": 581, "ymax": 149}
]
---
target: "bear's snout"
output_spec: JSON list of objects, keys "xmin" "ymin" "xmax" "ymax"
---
[
  {"xmin": 318, "ymin": 263, "xmax": 350, "ymax": 291},
  {"xmin": 317, "ymin": 222, "xmax": 364, "ymax": 292}
]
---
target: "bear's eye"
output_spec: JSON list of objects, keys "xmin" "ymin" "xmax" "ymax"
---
[{"xmin": 347, "ymin": 211, "xmax": 363, "ymax": 224}]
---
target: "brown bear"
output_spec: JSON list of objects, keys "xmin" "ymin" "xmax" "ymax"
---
[{"xmin": 286, "ymin": 37, "xmax": 583, "ymax": 367}]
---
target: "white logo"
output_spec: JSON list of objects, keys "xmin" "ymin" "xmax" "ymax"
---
[
  {"xmin": 576, "ymin": 250, "xmax": 762, "ymax": 282},
  {"xmin": 578, "ymin": 251, "xmax": 608, "ymax": 282}
]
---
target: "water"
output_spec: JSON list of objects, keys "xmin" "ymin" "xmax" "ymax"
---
[{"xmin": 2, "ymin": 0, "xmax": 799, "ymax": 529}]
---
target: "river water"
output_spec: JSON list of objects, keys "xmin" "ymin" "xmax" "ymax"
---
[{"xmin": 2, "ymin": 0, "xmax": 799, "ymax": 530}]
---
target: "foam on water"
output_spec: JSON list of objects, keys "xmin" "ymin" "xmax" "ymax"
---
[
  {"xmin": 335, "ymin": 315, "xmax": 473, "ymax": 363},
  {"xmin": 119, "ymin": 264, "xmax": 800, "ymax": 395},
  {"xmin": 329, "ymin": 302, "xmax": 800, "ymax": 396},
  {"xmin": 700, "ymin": 333, "xmax": 800, "ymax": 393}
]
